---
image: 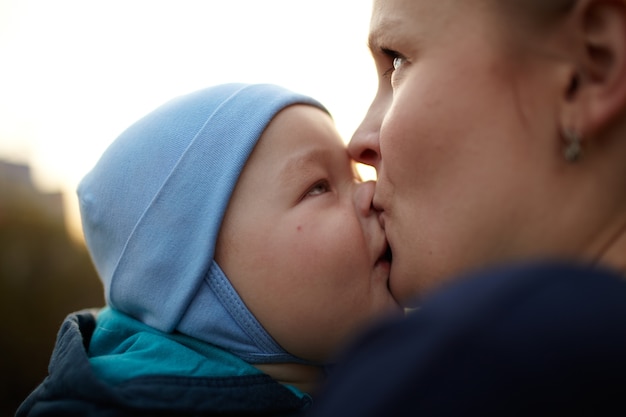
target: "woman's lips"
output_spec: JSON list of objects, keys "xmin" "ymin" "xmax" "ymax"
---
[{"xmin": 375, "ymin": 241, "xmax": 393, "ymax": 281}]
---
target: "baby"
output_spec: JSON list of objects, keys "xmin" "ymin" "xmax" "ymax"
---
[{"xmin": 17, "ymin": 83, "xmax": 399, "ymax": 416}]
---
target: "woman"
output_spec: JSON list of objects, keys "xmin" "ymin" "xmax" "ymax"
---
[{"xmin": 309, "ymin": 0, "xmax": 626, "ymax": 415}]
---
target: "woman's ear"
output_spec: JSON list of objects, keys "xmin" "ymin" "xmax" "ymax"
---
[{"xmin": 565, "ymin": 0, "xmax": 626, "ymax": 136}]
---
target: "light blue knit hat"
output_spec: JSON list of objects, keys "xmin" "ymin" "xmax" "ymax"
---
[{"xmin": 78, "ymin": 83, "xmax": 327, "ymax": 364}]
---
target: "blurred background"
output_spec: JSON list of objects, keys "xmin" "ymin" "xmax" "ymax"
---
[{"xmin": 0, "ymin": 0, "xmax": 376, "ymax": 414}]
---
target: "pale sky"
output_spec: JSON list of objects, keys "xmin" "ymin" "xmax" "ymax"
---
[{"xmin": 0, "ymin": 0, "xmax": 377, "ymax": 238}]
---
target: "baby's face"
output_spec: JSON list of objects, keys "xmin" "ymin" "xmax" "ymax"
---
[{"xmin": 215, "ymin": 104, "xmax": 400, "ymax": 362}]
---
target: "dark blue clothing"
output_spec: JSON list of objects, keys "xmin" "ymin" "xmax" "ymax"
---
[
  {"xmin": 308, "ymin": 262, "xmax": 626, "ymax": 417},
  {"xmin": 17, "ymin": 310, "xmax": 311, "ymax": 417}
]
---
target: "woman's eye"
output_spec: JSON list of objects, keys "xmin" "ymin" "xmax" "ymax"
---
[
  {"xmin": 381, "ymin": 48, "xmax": 405, "ymax": 79},
  {"xmin": 393, "ymin": 56, "xmax": 404, "ymax": 71},
  {"xmin": 306, "ymin": 180, "xmax": 330, "ymax": 197}
]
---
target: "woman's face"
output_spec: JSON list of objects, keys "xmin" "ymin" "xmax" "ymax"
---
[
  {"xmin": 351, "ymin": 0, "xmax": 568, "ymax": 306},
  {"xmin": 215, "ymin": 105, "xmax": 400, "ymax": 362}
]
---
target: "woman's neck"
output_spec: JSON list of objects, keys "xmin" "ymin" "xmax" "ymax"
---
[
  {"xmin": 254, "ymin": 362, "xmax": 324, "ymax": 395},
  {"xmin": 597, "ymin": 217, "xmax": 626, "ymax": 277}
]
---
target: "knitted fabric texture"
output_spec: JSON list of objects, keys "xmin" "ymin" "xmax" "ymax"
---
[{"xmin": 78, "ymin": 83, "xmax": 327, "ymax": 363}]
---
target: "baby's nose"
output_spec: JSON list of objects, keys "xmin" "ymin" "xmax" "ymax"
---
[{"xmin": 354, "ymin": 180, "xmax": 376, "ymax": 217}]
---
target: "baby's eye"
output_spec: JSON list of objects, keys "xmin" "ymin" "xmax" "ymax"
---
[{"xmin": 306, "ymin": 180, "xmax": 330, "ymax": 197}]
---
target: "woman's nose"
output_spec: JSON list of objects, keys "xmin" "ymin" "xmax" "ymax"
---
[
  {"xmin": 349, "ymin": 124, "xmax": 380, "ymax": 170},
  {"xmin": 348, "ymin": 90, "xmax": 389, "ymax": 170},
  {"xmin": 354, "ymin": 180, "xmax": 377, "ymax": 218}
]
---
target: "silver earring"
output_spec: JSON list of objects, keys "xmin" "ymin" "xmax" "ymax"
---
[{"xmin": 563, "ymin": 129, "xmax": 583, "ymax": 162}]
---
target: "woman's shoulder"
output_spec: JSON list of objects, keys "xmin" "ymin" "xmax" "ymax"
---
[{"xmin": 311, "ymin": 261, "xmax": 626, "ymax": 416}]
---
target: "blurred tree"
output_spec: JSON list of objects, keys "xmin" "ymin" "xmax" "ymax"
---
[{"xmin": 0, "ymin": 161, "xmax": 104, "ymax": 416}]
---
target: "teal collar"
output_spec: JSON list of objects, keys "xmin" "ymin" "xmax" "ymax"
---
[{"xmin": 88, "ymin": 307, "xmax": 305, "ymax": 402}]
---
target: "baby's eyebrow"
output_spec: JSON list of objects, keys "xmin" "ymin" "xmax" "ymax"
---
[{"xmin": 278, "ymin": 148, "xmax": 332, "ymax": 183}]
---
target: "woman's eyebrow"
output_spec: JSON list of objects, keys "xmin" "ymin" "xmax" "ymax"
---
[
  {"xmin": 367, "ymin": 16, "xmax": 398, "ymax": 53},
  {"xmin": 367, "ymin": 29, "xmax": 382, "ymax": 53}
]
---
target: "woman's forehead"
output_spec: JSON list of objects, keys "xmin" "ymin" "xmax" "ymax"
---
[
  {"xmin": 369, "ymin": 0, "xmax": 491, "ymax": 45},
  {"xmin": 370, "ymin": 0, "xmax": 486, "ymax": 28}
]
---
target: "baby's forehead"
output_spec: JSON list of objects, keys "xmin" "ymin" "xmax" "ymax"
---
[{"xmin": 241, "ymin": 104, "xmax": 344, "ymax": 174}]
